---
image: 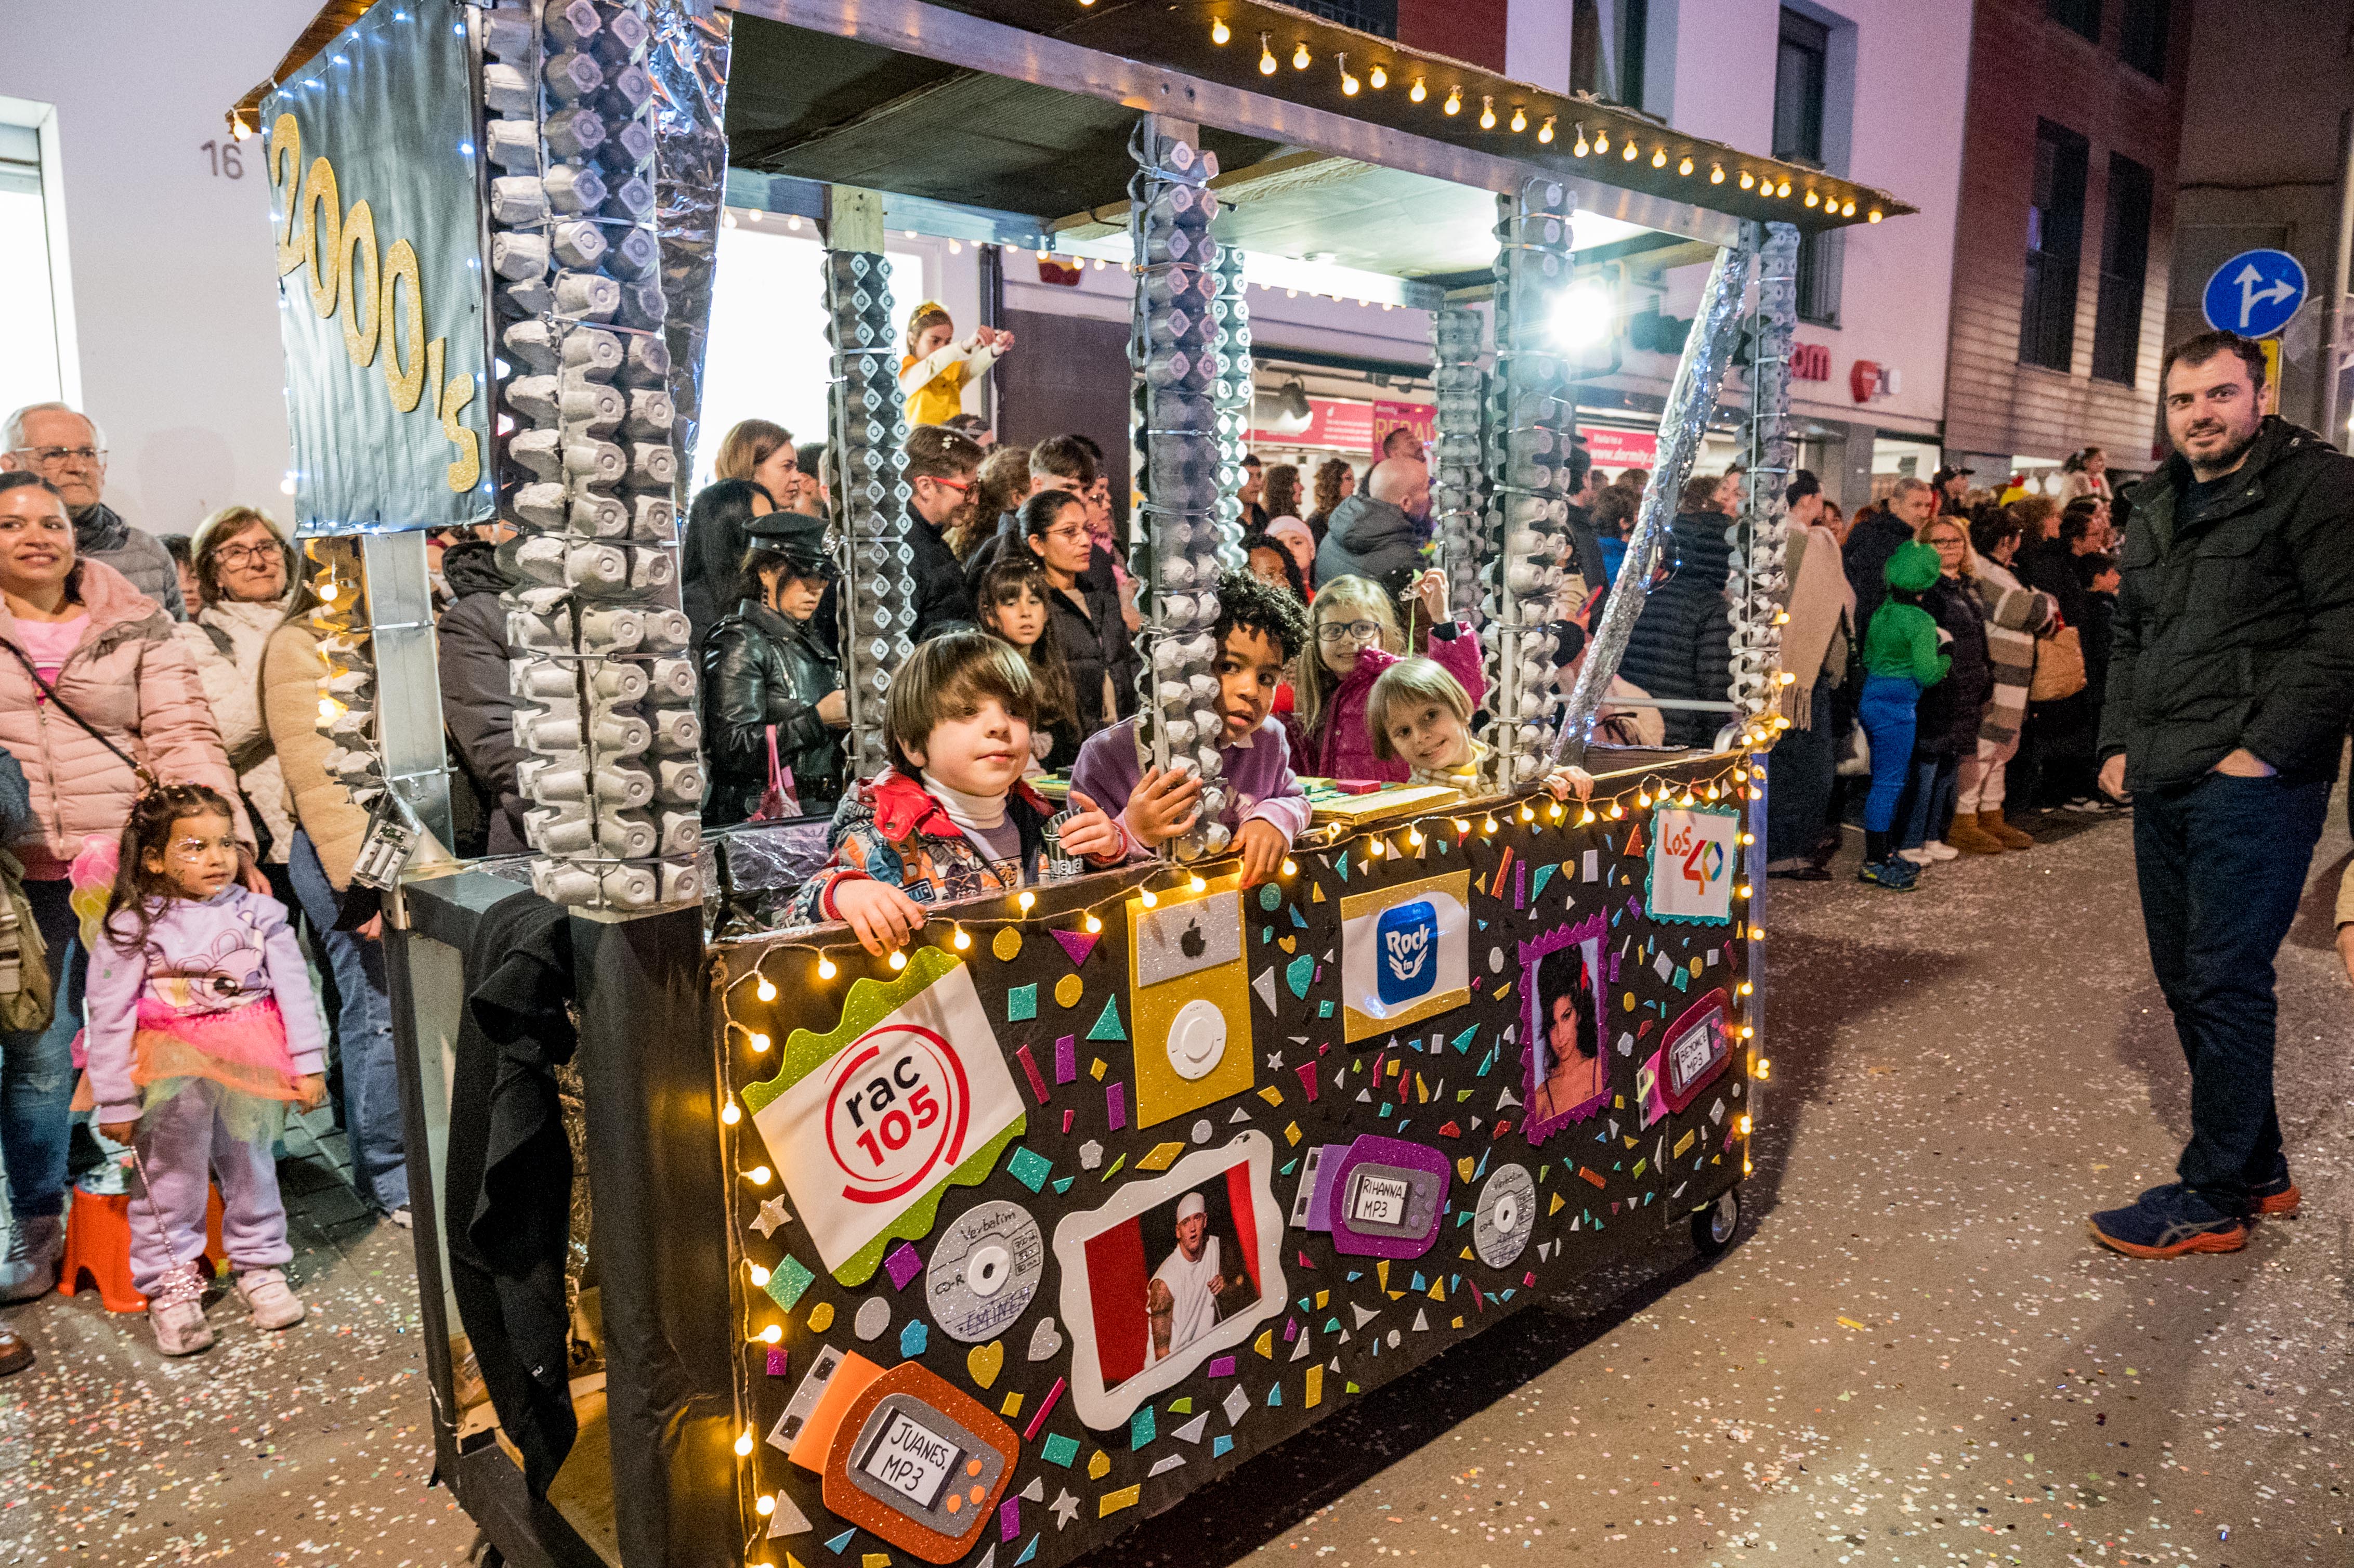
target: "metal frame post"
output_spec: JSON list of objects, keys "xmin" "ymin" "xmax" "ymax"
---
[
  {"xmin": 1729, "ymin": 220, "xmax": 1800, "ymax": 739},
  {"xmin": 361, "ymin": 532, "xmax": 456, "ymax": 849}
]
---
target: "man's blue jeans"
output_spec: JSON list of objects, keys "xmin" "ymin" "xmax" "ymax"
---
[
  {"xmin": 1, "ymin": 879, "xmax": 84, "ymax": 1220},
  {"xmin": 2131, "ymin": 770, "xmax": 2329, "ymax": 1214},
  {"xmin": 287, "ymin": 831, "xmax": 410, "ymax": 1213}
]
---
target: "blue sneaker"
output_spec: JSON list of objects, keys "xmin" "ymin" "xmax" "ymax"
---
[
  {"xmin": 2089, "ymin": 1183, "xmax": 2247, "ymax": 1258},
  {"xmin": 1856, "ymin": 858, "xmax": 1918, "ymax": 891}
]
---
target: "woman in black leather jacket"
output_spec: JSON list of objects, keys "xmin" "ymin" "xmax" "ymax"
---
[{"xmin": 700, "ymin": 512, "xmax": 847, "ymax": 825}]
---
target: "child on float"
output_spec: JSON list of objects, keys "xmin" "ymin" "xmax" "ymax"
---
[
  {"xmin": 1366, "ymin": 656, "xmax": 1596, "ymax": 804},
  {"xmin": 793, "ymin": 633, "xmax": 1126, "ymax": 953},
  {"xmin": 1855, "ymin": 539, "xmax": 1952, "ymax": 892},
  {"xmin": 83, "ymin": 783, "xmax": 328, "ymax": 1355},
  {"xmin": 899, "ymin": 302, "xmax": 1014, "ymax": 428},
  {"xmin": 1293, "ymin": 570, "xmax": 1483, "ymax": 783},
  {"xmin": 1070, "ymin": 570, "xmax": 1313, "ymax": 888},
  {"xmin": 974, "ymin": 555, "xmax": 1086, "ymax": 773}
]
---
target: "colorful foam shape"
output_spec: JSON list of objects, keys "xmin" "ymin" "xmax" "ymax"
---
[
  {"xmin": 1008, "ymin": 984, "xmax": 1039, "ymax": 1022},
  {"xmin": 765, "ymin": 1254, "xmax": 817, "ymax": 1313},
  {"xmin": 1053, "ymin": 929, "xmax": 1099, "ymax": 968},
  {"xmin": 1005, "ymin": 1145, "xmax": 1052, "ymax": 1193},
  {"xmin": 1086, "ymin": 996, "xmax": 1125, "ymax": 1041}
]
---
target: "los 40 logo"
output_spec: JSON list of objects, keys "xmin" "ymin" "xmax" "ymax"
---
[
  {"xmin": 1663, "ymin": 816, "xmax": 1728, "ymax": 891},
  {"xmin": 1649, "ymin": 805, "xmax": 1738, "ymax": 924},
  {"xmin": 822, "ymin": 1027, "xmax": 976, "ymax": 1205}
]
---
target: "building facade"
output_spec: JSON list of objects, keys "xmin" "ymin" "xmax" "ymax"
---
[
  {"xmin": 2162, "ymin": 0, "xmax": 2353, "ymax": 446},
  {"xmin": 1940, "ymin": 0, "xmax": 2189, "ymax": 487}
]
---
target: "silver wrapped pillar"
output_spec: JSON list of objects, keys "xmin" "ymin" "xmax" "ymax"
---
[
  {"xmin": 1730, "ymin": 221, "xmax": 1801, "ymax": 737},
  {"xmin": 1552, "ymin": 226, "xmax": 1759, "ymax": 764},
  {"xmin": 1428, "ymin": 304, "xmax": 1486, "ymax": 659},
  {"xmin": 1128, "ymin": 116, "xmax": 1243, "ymax": 859}
]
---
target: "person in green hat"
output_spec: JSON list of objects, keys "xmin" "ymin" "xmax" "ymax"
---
[
  {"xmin": 1854, "ymin": 539, "xmax": 1951, "ymax": 890},
  {"xmin": 701, "ymin": 510, "xmax": 848, "ymax": 825}
]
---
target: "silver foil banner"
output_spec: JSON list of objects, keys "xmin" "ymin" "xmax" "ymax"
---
[
  {"xmin": 1730, "ymin": 220, "xmax": 1800, "ymax": 730},
  {"xmin": 1428, "ymin": 305, "xmax": 1485, "ymax": 654},
  {"xmin": 1551, "ymin": 226, "xmax": 1759, "ymax": 765},
  {"xmin": 646, "ymin": 0, "xmax": 730, "ymax": 473}
]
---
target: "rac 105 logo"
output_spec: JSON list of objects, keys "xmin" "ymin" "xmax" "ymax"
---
[
  {"xmin": 822, "ymin": 1027, "xmax": 976, "ymax": 1205},
  {"xmin": 1663, "ymin": 817, "xmax": 1728, "ymax": 892}
]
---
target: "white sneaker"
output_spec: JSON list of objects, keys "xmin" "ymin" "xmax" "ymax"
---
[
  {"xmin": 0, "ymin": 1214, "xmax": 62, "ymax": 1303},
  {"xmin": 148, "ymin": 1264, "xmax": 214, "ymax": 1356},
  {"xmin": 1894, "ymin": 848, "xmax": 1934, "ymax": 866},
  {"xmin": 235, "ymin": 1268, "xmax": 306, "ymax": 1330},
  {"xmin": 1921, "ymin": 840, "xmax": 1960, "ymax": 861}
]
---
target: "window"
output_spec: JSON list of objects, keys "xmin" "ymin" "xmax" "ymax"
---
[
  {"xmin": 0, "ymin": 116, "xmax": 68, "ymax": 420},
  {"xmin": 2046, "ymin": 0, "xmax": 2101, "ymax": 41},
  {"xmin": 1795, "ymin": 228, "xmax": 1844, "ymax": 327},
  {"xmin": 2091, "ymin": 155, "xmax": 2153, "ymax": 384},
  {"xmin": 2021, "ymin": 120, "xmax": 2089, "ymax": 373},
  {"xmin": 1772, "ymin": 10, "xmax": 1829, "ymax": 165},
  {"xmin": 2118, "ymin": 0, "xmax": 2168, "ymax": 79},
  {"xmin": 1292, "ymin": 0, "xmax": 1396, "ymax": 37}
]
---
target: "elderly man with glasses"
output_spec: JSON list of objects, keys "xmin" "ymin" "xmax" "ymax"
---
[{"xmin": 0, "ymin": 403, "xmax": 187, "ymax": 620}]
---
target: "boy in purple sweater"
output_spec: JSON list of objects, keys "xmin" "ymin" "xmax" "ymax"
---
[{"xmin": 1073, "ymin": 571, "xmax": 1311, "ymax": 887}]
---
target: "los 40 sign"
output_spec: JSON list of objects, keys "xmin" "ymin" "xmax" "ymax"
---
[{"xmin": 261, "ymin": 3, "xmax": 493, "ymax": 534}]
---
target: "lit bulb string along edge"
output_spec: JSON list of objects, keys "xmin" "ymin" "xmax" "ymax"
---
[{"xmin": 711, "ymin": 754, "xmax": 1761, "ymax": 1004}]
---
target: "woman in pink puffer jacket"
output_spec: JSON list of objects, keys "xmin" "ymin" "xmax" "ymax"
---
[{"xmin": 0, "ymin": 473, "xmax": 243, "ymax": 1303}]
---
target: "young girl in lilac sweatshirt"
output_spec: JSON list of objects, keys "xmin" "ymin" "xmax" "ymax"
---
[{"xmin": 86, "ymin": 783, "xmax": 329, "ymax": 1355}]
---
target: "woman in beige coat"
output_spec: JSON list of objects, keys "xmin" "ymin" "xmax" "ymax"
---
[{"xmin": 0, "ymin": 474, "xmax": 246, "ymax": 1301}]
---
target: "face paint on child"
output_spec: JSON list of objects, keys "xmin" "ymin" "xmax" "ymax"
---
[
  {"xmin": 1215, "ymin": 627, "xmax": 1286, "ymax": 742},
  {"xmin": 145, "ymin": 811, "xmax": 241, "ymax": 901}
]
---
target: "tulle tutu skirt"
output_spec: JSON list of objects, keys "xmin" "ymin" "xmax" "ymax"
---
[{"xmin": 73, "ymin": 997, "xmax": 303, "ymax": 1145}]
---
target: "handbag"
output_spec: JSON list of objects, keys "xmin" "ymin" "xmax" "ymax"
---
[
  {"xmin": 749, "ymin": 724, "xmax": 802, "ymax": 823},
  {"xmin": 2029, "ymin": 624, "xmax": 2088, "ymax": 702},
  {"xmin": 0, "ymin": 847, "xmax": 53, "ymax": 1035}
]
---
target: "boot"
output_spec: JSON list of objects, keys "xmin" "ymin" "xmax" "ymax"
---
[
  {"xmin": 1982, "ymin": 809, "xmax": 2034, "ymax": 850},
  {"xmin": 1944, "ymin": 814, "xmax": 2007, "ymax": 855}
]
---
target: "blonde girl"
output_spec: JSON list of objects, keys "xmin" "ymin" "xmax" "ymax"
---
[
  {"xmin": 900, "ymin": 303, "xmax": 1015, "ymax": 427},
  {"xmin": 1293, "ymin": 573, "xmax": 1483, "ymax": 783}
]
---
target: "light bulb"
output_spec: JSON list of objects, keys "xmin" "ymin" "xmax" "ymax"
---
[
  {"xmin": 1259, "ymin": 34, "xmax": 1276, "ymax": 74},
  {"xmin": 1538, "ymin": 116, "xmax": 1555, "ymax": 144},
  {"xmin": 1410, "ymin": 77, "xmax": 1426, "ymax": 102},
  {"xmin": 1481, "ymin": 816, "xmax": 1498, "ymax": 834},
  {"xmin": 1593, "ymin": 128, "xmax": 1608, "ymax": 153},
  {"xmin": 1479, "ymin": 96, "xmax": 1495, "ymax": 128},
  {"xmin": 1292, "ymin": 40, "xmax": 1311, "ymax": 69},
  {"xmin": 1678, "ymin": 155, "xmax": 1694, "ymax": 175},
  {"xmin": 1280, "ymin": 858, "xmax": 1297, "ymax": 877},
  {"xmin": 1084, "ymin": 912, "xmax": 1102, "ymax": 933},
  {"xmin": 317, "ymin": 696, "xmax": 342, "ymax": 723},
  {"xmin": 1710, "ymin": 163, "xmax": 1725, "ymax": 184},
  {"xmin": 1868, "ymin": 208, "xmax": 1884, "ymax": 222},
  {"xmin": 1017, "ymin": 890, "xmax": 1036, "ymax": 911},
  {"xmin": 1608, "ymin": 804, "xmax": 1624, "ymax": 819},
  {"xmin": 815, "ymin": 956, "xmax": 835, "ymax": 979},
  {"xmin": 1407, "ymin": 827, "xmax": 1424, "ymax": 845},
  {"xmin": 1736, "ymin": 884, "xmax": 1751, "ymax": 900},
  {"xmin": 1451, "ymin": 819, "xmax": 1469, "ymax": 834},
  {"xmin": 1738, "ymin": 982, "xmax": 1753, "ymax": 996},
  {"xmin": 1777, "ymin": 179, "xmax": 1792, "ymax": 197},
  {"xmin": 1342, "ymin": 64, "xmax": 1359, "ymax": 95},
  {"xmin": 749, "ymin": 1031, "xmax": 771, "ymax": 1053},
  {"xmin": 1367, "ymin": 838, "xmax": 1384, "ymax": 857},
  {"xmin": 1622, "ymin": 139, "xmax": 1639, "ymax": 161},
  {"xmin": 1739, "ymin": 170, "xmax": 1755, "ymax": 189},
  {"xmin": 953, "ymin": 925, "xmax": 971, "ymax": 949},
  {"xmin": 755, "ymin": 974, "xmax": 777, "ymax": 1001},
  {"xmin": 1651, "ymin": 146, "xmax": 1666, "ymax": 167},
  {"xmin": 1139, "ymin": 888, "xmax": 1157, "ymax": 908},
  {"xmin": 1188, "ymin": 874, "xmax": 1208, "ymax": 892},
  {"xmin": 319, "ymin": 581, "xmax": 339, "ymax": 602},
  {"xmin": 1510, "ymin": 105, "xmax": 1527, "ymax": 132},
  {"xmin": 1804, "ymin": 189, "xmax": 1820, "ymax": 208},
  {"xmin": 1518, "ymin": 805, "xmax": 1535, "ymax": 823},
  {"xmin": 735, "ymin": 1430, "xmax": 754, "ymax": 1457},
  {"xmin": 756, "ymin": 1494, "xmax": 777, "ymax": 1516},
  {"xmin": 1444, "ymin": 86, "xmax": 1461, "ymax": 115},
  {"xmin": 887, "ymin": 949, "xmax": 907, "ymax": 970},
  {"xmin": 1547, "ymin": 802, "xmax": 1564, "ymax": 821},
  {"xmin": 760, "ymin": 1323, "xmax": 782, "ymax": 1343},
  {"xmin": 1211, "ymin": 16, "xmax": 1230, "ymax": 44},
  {"xmin": 747, "ymin": 1165, "xmax": 771, "ymax": 1185},
  {"xmin": 1738, "ymin": 1115, "xmax": 1752, "ymax": 1136},
  {"xmin": 1368, "ymin": 62, "xmax": 1387, "ymax": 88},
  {"xmin": 720, "ymin": 1101, "xmax": 741, "ymax": 1126},
  {"xmin": 1573, "ymin": 125, "xmax": 1589, "ymax": 156},
  {"xmin": 1842, "ymin": 200, "xmax": 1858, "ymax": 217},
  {"xmin": 748, "ymin": 1263, "xmax": 769, "ymax": 1286},
  {"xmin": 1578, "ymin": 808, "xmax": 1596, "ymax": 826}
]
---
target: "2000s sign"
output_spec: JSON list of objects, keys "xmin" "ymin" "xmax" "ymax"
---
[{"xmin": 822, "ymin": 1027, "xmax": 977, "ymax": 1205}]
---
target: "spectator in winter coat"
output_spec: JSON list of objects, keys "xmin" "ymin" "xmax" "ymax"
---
[
  {"xmin": 1902, "ymin": 517, "xmax": 1993, "ymax": 865},
  {"xmin": 0, "ymin": 474, "xmax": 244, "ymax": 1300},
  {"xmin": 1, "ymin": 403, "xmax": 186, "ymax": 620},
  {"xmin": 1950, "ymin": 508, "xmax": 2057, "ymax": 854},
  {"xmin": 702, "ymin": 512, "xmax": 848, "ymax": 825},
  {"xmin": 1313, "ymin": 457, "xmax": 1430, "ymax": 591},
  {"xmin": 1020, "ymin": 490, "xmax": 1137, "ymax": 736},
  {"xmin": 1618, "ymin": 481, "xmax": 1736, "ymax": 749},
  {"xmin": 174, "ymin": 505, "xmax": 302, "ymax": 896},
  {"xmin": 1764, "ymin": 473, "xmax": 1854, "ymax": 876},
  {"xmin": 1845, "ymin": 476, "xmax": 1935, "ymax": 641},
  {"xmin": 436, "ymin": 539, "xmax": 530, "ymax": 855},
  {"xmin": 683, "ymin": 477, "xmax": 776, "ymax": 653}
]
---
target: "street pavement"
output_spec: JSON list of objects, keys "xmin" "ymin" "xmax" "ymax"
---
[{"xmin": 1, "ymin": 801, "xmax": 2345, "ymax": 1568}]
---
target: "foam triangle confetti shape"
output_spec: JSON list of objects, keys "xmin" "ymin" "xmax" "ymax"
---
[
  {"xmin": 1053, "ymin": 930, "xmax": 1099, "ymax": 969},
  {"xmin": 1251, "ymin": 967, "xmax": 1279, "ymax": 1015},
  {"xmin": 768, "ymin": 1491, "xmax": 814, "ymax": 1537},
  {"xmin": 1086, "ymin": 995, "xmax": 1126, "ymax": 1041}
]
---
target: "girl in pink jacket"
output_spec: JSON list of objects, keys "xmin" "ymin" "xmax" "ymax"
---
[
  {"xmin": 86, "ymin": 784, "xmax": 325, "ymax": 1355},
  {"xmin": 1292, "ymin": 571, "xmax": 1483, "ymax": 783}
]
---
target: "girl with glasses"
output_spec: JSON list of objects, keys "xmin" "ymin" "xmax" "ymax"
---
[{"xmin": 1290, "ymin": 571, "xmax": 1481, "ymax": 784}]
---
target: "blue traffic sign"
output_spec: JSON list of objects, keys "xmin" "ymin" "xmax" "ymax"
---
[{"xmin": 2202, "ymin": 249, "xmax": 2307, "ymax": 337}]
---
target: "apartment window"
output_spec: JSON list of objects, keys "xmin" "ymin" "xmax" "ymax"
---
[
  {"xmin": 1772, "ymin": 10, "xmax": 1829, "ymax": 165},
  {"xmin": 2091, "ymin": 155, "xmax": 2153, "ymax": 383},
  {"xmin": 1795, "ymin": 228, "xmax": 1845, "ymax": 327},
  {"xmin": 0, "ymin": 116, "xmax": 68, "ymax": 420},
  {"xmin": 2118, "ymin": 0, "xmax": 2168, "ymax": 79},
  {"xmin": 1291, "ymin": 0, "xmax": 1396, "ymax": 36},
  {"xmin": 2021, "ymin": 120, "xmax": 2089, "ymax": 372},
  {"xmin": 2047, "ymin": 0, "xmax": 2101, "ymax": 41}
]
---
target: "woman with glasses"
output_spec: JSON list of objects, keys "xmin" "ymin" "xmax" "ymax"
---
[
  {"xmin": 1898, "ymin": 516, "xmax": 1993, "ymax": 869},
  {"xmin": 1291, "ymin": 571, "xmax": 1481, "ymax": 783},
  {"xmin": 1021, "ymin": 490, "xmax": 1136, "ymax": 740},
  {"xmin": 173, "ymin": 507, "xmax": 303, "ymax": 906}
]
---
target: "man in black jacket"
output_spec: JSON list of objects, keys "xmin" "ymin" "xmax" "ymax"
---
[
  {"xmin": 1842, "ymin": 476, "xmax": 1934, "ymax": 641},
  {"xmin": 439, "ymin": 540, "xmax": 530, "ymax": 855},
  {"xmin": 2087, "ymin": 331, "xmax": 2354, "ymax": 1259},
  {"xmin": 904, "ymin": 424, "xmax": 984, "ymax": 643}
]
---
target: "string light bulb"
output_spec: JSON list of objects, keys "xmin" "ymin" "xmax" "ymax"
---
[
  {"xmin": 759, "ymin": 1323, "xmax": 782, "ymax": 1343},
  {"xmin": 1867, "ymin": 208, "xmax": 1884, "ymax": 222},
  {"xmin": 887, "ymin": 948, "xmax": 907, "ymax": 970},
  {"xmin": 748, "ymin": 1263, "xmax": 769, "ymax": 1286},
  {"xmin": 1739, "ymin": 169, "xmax": 1755, "ymax": 189},
  {"xmin": 815, "ymin": 955, "xmax": 835, "ymax": 979},
  {"xmin": 1259, "ymin": 33, "xmax": 1276, "ymax": 74},
  {"xmin": 319, "ymin": 580, "xmax": 339, "ymax": 603},
  {"xmin": 1479, "ymin": 96, "xmax": 1496, "ymax": 129},
  {"xmin": 1406, "ymin": 826, "xmax": 1424, "ymax": 846},
  {"xmin": 1593, "ymin": 128, "xmax": 1609, "ymax": 153},
  {"xmin": 720, "ymin": 1100, "xmax": 741, "ymax": 1126},
  {"xmin": 1609, "ymin": 803, "xmax": 1624, "ymax": 819},
  {"xmin": 1651, "ymin": 146, "xmax": 1667, "ymax": 167},
  {"xmin": 1710, "ymin": 163, "xmax": 1725, "ymax": 184},
  {"xmin": 1292, "ymin": 38, "xmax": 1311, "ymax": 69},
  {"xmin": 1367, "ymin": 837, "xmax": 1384, "ymax": 857},
  {"xmin": 317, "ymin": 696, "xmax": 342, "ymax": 723},
  {"xmin": 1538, "ymin": 115, "xmax": 1555, "ymax": 144},
  {"xmin": 1444, "ymin": 85, "xmax": 1462, "ymax": 115},
  {"xmin": 1578, "ymin": 807, "xmax": 1597, "ymax": 826},
  {"xmin": 1518, "ymin": 804, "xmax": 1535, "ymax": 823},
  {"xmin": 1409, "ymin": 76, "xmax": 1426, "ymax": 102},
  {"xmin": 1481, "ymin": 816, "xmax": 1499, "ymax": 834},
  {"xmin": 1622, "ymin": 139, "xmax": 1639, "ymax": 161},
  {"xmin": 746, "ymin": 1165, "xmax": 772, "ymax": 1185},
  {"xmin": 756, "ymin": 1495, "xmax": 777, "ymax": 1516},
  {"xmin": 953, "ymin": 924, "xmax": 971, "ymax": 949},
  {"xmin": 1573, "ymin": 123, "xmax": 1589, "ymax": 155},
  {"xmin": 1339, "ymin": 55, "xmax": 1358, "ymax": 94},
  {"xmin": 1678, "ymin": 154, "xmax": 1694, "ymax": 175},
  {"xmin": 749, "ymin": 1031, "xmax": 771, "ymax": 1053},
  {"xmin": 1211, "ymin": 16, "xmax": 1230, "ymax": 43},
  {"xmin": 1368, "ymin": 62, "xmax": 1387, "ymax": 88},
  {"xmin": 1280, "ymin": 858, "xmax": 1298, "ymax": 877},
  {"xmin": 1841, "ymin": 199, "xmax": 1858, "ymax": 217},
  {"xmin": 1804, "ymin": 189, "xmax": 1820, "ymax": 208},
  {"xmin": 1017, "ymin": 890, "xmax": 1036, "ymax": 912},
  {"xmin": 1511, "ymin": 104, "xmax": 1527, "ymax": 133},
  {"xmin": 754, "ymin": 974, "xmax": 777, "ymax": 1001},
  {"xmin": 1084, "ymin": 912, "xmax": 1102, "ymax": 933},
  {"xmin": 1188, "ymin": 874, "xmax": 1208, "ymax": 892},
  {"xmin": 1776, "ymin": 178, "xmax": 1793, "ymax": 197},
  {"xmin": 1139, "ymin": 887, "xmax": 1157, "ymax": 908},
  {"xmin": 735, "ymin": 1430, "xmax": 755, "ymax": 1457}
]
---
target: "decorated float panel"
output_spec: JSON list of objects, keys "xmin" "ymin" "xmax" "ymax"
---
[{"xmin": 714, "ymin": 756, "xmax": 1761, "ymax": 1567}]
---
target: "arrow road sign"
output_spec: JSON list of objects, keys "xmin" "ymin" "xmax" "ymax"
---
[{"xmin": 2202, "ymin": 249, "xmax": 2307, "ymax": 338}]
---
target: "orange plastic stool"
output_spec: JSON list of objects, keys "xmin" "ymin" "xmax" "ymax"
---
[{"xmin": 57, "ymin": 1184, "xmax": 228, "ymax": 1313}]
